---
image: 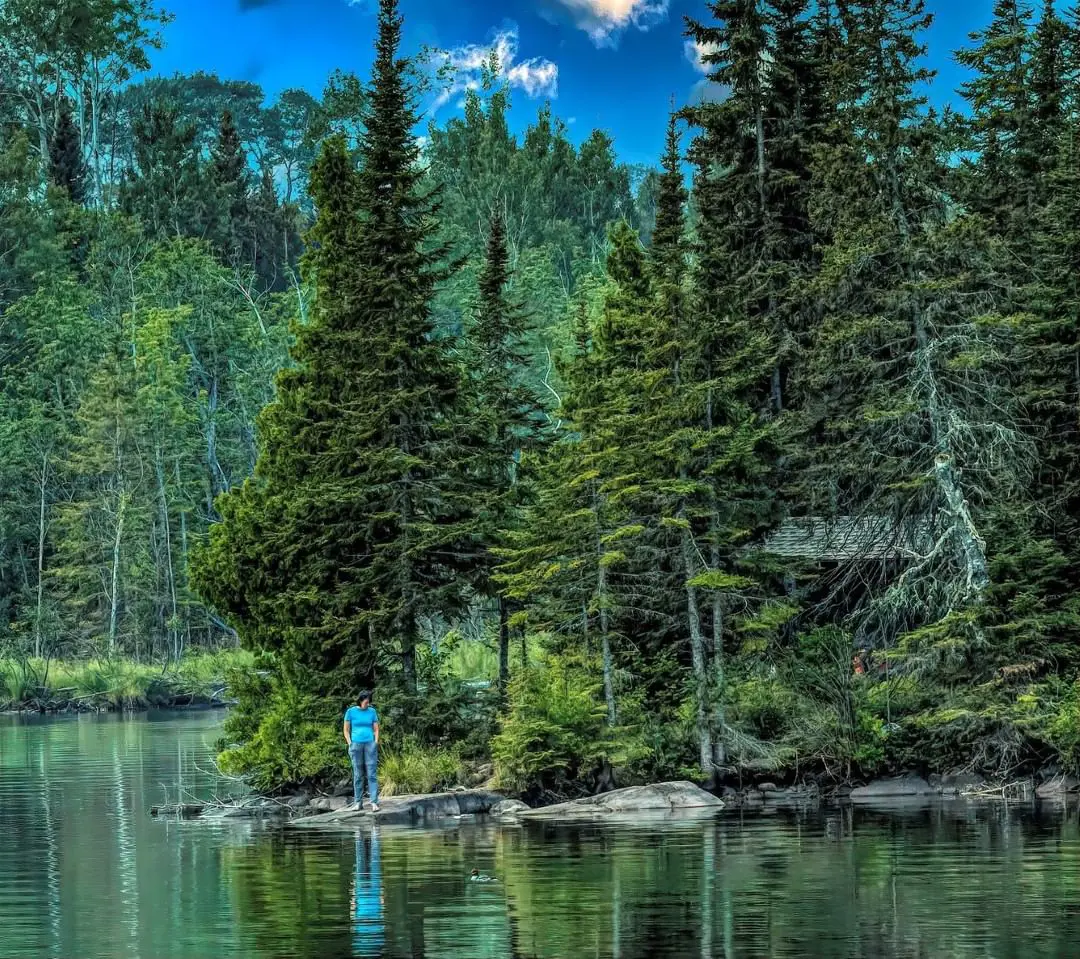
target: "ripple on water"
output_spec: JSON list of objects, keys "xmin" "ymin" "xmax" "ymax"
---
[{"xmin": 6, "ymin": 714, "xmax": 1080, "ymax": 957}]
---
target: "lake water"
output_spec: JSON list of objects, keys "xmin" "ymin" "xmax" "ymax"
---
[{"xmin": 2, "ymin": 713, "xmax": 1080, "ymax": 959}]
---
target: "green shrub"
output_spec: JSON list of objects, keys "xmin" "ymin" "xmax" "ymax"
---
[
  {"xmin": 218, "ymin": 680, "xmax": 348, "ymax": 792},
  {"xmin": 729, "ymin": 675, "xmax": 802, "ymax": 742},
  {"xmin": 379, "ymin": 738, "xmax": 465, "ymax": 796},
  {"xmin": 492, "ymin": 652, "xmax": 644, "ymax": 796}
]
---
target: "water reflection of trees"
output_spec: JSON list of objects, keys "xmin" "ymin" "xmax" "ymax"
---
[
  {"xmin": 10, "ymin": 722, "xmax": 1080, "ymax": 959},
  {"xmin": 223, "ymin": 807, "xmax": 1080, "ymax": 958},
  {"xmin": 222, "ymin": 834, "xmax": 355, "ymax": 958},
  {"xmin": 492, "ymin": 808, "xmax": 1080, "ymax": 959}
]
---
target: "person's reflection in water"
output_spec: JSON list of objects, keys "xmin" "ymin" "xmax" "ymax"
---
[{"xmin": 351, "ymin": 826, "xmax": 385, "ymax": 957}]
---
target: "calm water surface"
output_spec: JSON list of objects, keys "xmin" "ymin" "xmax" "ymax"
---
[{"xmin": 2, "ymin": 713, "xmax": 1080, "ymax": 958}]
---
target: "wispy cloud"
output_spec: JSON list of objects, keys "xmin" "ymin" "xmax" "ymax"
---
[
  {"xmin": 545, "ymin": 0, "xmax": 669, "ymax": 48},
  {"xmin": 427, "ymin": 26, "xmax": 558, "ymax": 113},
  {"xmin": 684, "ymin": 38, "xmax": 719, "ymax": 74}
]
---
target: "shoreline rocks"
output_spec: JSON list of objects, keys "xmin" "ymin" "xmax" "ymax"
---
[
  {"xmin": 519, "ymin": 781, "xmax": 724, "ymax": 821},
  {"xmin": 850, "ymin": 775, "xmax": 937, "ymax": 800},
  {"xmin": 151, "ymin": 767, "xmax": 1080, "ymax": 825},
  {"xmin": 291, "ymin": 788, "xmax": 508, "ymax": 827}
]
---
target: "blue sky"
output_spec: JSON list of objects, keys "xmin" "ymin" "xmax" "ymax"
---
[{"xmin": 150, "ymin": 0, "xmax": 997, "ymax": 167}]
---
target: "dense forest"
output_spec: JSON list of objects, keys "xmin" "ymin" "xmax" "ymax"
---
[{"xmin": 4, "ymin": 0, "xmax": 1080, "ymax": 795}]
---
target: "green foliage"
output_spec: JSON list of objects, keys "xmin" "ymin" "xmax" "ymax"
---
[
  {"xmin": 379, "ymin": 738, "xmax": 465, "ymax": 796},
  {"xmin": 218, "ymin": 679, "xmax": 348, "ymax": 793},
  {"xmin": 492, "ymin": 652, "xmax": 647, "ymax": 795},
  {"xmin": 1045, "ymin": 681, "xmax": 1080, "ymax": 773},
  {"xmin": 0, "ymin": 649, "xmax": 252, "ymax": 710}
]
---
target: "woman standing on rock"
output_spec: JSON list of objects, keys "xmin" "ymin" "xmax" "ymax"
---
[{"xmin": 344, "ymin": 690, "xmax": 380, "ymax": 812}]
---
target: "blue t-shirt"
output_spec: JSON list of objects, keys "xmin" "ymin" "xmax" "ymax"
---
[{"xmin": 345, "ymin": 705, "xmax": 378, "ymax": 744}]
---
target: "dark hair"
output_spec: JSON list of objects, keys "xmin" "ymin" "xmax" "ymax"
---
[{"xmin": 358, "ymin": 689, "xmax": 372, "ymax": 705}]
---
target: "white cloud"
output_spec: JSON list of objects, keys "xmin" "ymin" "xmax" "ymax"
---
[
  {"xmin": 428, "ymin": 26, "xmax": 558, "ymax": 113},
  {"xmin": 684, "ymin": 38, "xmax": 719, "ymax": 74},
  {"xmin": 547, "ymin": 0, "xmax": 669, "ymax": 47}
]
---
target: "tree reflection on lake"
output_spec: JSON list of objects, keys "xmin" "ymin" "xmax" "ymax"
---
[{"xmin": 3, "ymin": 715, "xmax": 1080, "ymax": 957}]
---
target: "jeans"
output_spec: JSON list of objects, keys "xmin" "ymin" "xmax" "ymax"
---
[{"xmin": 349, "ymin": 741, "xmax": 379, "ymax": 805}]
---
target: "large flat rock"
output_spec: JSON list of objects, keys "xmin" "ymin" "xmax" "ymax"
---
[
  {"xmin": 519, "ymin": 781, "xmax": 724, "ymax": 821},
  {"xmin": 850, "ymin": 776, "xmax": 936, "ymax": 800},
  {"xmin": 289, "ymin": 789, "xmax": 506, "ymax": 828}
]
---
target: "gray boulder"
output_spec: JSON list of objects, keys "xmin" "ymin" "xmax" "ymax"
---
[
  {"xmin": 765, "ymin": 785, "xmax": 819, "ymax": 805},
  {"xmin": 290, "ymin": 789, "xmax": 506, "ymax": 828},
  {"xmin": 490, "ymin": 799, "xmax": 530, "ymax": 821},
  {"xmin": 850, "ymin": 776, "xmax": 935, "ymax": 800},
  {"xmin": 519, "ymin": 781, "xmax": 723, "ymax": 821},
  {"xmin": 1036, "ymin": 775, "xmax": 1080, "ymax": 799}
]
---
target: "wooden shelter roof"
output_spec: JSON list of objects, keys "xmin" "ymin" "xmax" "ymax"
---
[{"xmin": 761, "ymin": 515, "xmax": 930, "ymax": 563}]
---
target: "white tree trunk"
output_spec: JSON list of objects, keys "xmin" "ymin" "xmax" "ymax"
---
[
  {"xmin": 108, "ymin": 492, "xmax": 127, "ymax": 656},
  {"xmin": 35, "ymin": 451, "xmax": 49, "ymax": 660},
  {"xmin": 681, "ymin": 524, "xmax": 713, "ymax": 776}
]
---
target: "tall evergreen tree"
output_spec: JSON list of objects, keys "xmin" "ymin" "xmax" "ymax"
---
[
  {"xmin": 955, "ymin": 0, "xmax": 1038, "ymax": 226},
  {"xmin": 208, "ymin": 109, "xmax": 252, "ymax": 267},
  {"xmin": 120, "ymin": 102, "xmax": 206, "ymax": 239},
  {"xmin": 684, "ymin": 0, "xmax": 822, "ymax": 419},
  {"xmin": 651, "ymin": 109, "xmax": 782, "ymax": 778},
  {"xmin": 501, "ymin": 227, "xmax": 657, "ymax": 728},
  {"xmin": 48, "ymin": 99, "xmax": 86, "ymax": 205},
  {"xmin": 801, "ymin": 0, "xmax": 1036, "ymax": 710},
  {"xmin": 194, "ymin": 0, "xmax": 474, "ymax": 711},
  {"xmin": 470, "ymin": 210, "xmax": 545, "ymax": 692}
]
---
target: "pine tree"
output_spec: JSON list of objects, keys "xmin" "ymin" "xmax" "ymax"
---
[
  {"xmin": 48, "ymin": 99, "xmax": 86, "ymax": 205},
  {"xmin": 121, "ymin": 102, "xmax": 206, "ymax": 239},
  {"xmin": 501, "ymin": 226, "xmax": 657, "ymax": 728},
  {"xmin": 247, "ymin": 166, "xmax": 300, "ymax": 292},
  {"xmin": 955, "ymin": 0, "xmax": 1038, "ymax": 227},
  {"xmin": 650, "ymin": 110, "xmax": 781, "ymax": 778},
  {"xmin": 470, "ymin": 210, "xmax": 545, "ymax": 692},
  {"xmin": 684, "ymin": 0, "xmax": 823, "ymax": 418},
  {"xmin": 193, "ymin": 0, "xmax": 475, "ymax": 714},
  {"xmin": 1030, "ymin": 0, "xmax": 1070, "ymax": 192},
  {"xmin": 209, "ymin": 109, "xmax": 253, "ymax": 267},
  {"xmin": 1010, "ymin": 123, "xmax": 1080, "ymax": 670}
]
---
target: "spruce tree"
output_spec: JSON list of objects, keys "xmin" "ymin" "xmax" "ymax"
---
[
  {"xmin": 194, "ymin": 0, "xmax": 474, "ymax": 714},
  {"xmin": 48, "ymin": 99, "xmax": 86, "ymax": 206},
  {"xmin": 208, "ymin": 109, "xmax": 252, "ymax": 267},
  {"xmin": 470, "ymin": 210, "xmax": 546, "ymax": 692},
  {"xmin": 121, "ymin": 102, "xmax": 206, "ymax": 239},
  {"xmin": 801, "ymin": 0, "xmax": 1035, "ymax": 703},
  {"xmin": 955, "ymin": 0, "xmax": 1038, "ymax": 227},
  {"xmin": 1030, "ymin": 0, "xmax": 1069, "ymax": 192},
  {"xmin": 652, "ymin": 110, "xmax": 781, "ymax": 778},
  {"xmin": 501, "ymin": 226, "xmax": 656, "ymax": 727},
  {"xmin": 1011, "ymin": 123, "xmax": 1080, "ymax": 669}
]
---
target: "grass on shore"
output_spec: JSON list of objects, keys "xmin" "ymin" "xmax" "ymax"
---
[
  {"xmin": 379, "ymin": 738, "xmax": 468, "ymax": 797},
  {"xmin": 0, "ymin": 649, "xmax": 254, "ymax": 710}
]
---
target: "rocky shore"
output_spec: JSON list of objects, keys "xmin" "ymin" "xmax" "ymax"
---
[{"xmin": 148, "ymin": 771, "xmax": 1080, "ymax": 826}]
